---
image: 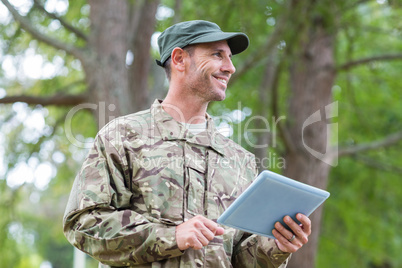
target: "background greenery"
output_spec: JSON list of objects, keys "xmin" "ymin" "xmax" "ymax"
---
[{"xmin": 0, "ymin": 0, "xmax": 401, "ymax": 267}]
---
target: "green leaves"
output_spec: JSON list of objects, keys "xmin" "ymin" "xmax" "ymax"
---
[{"xmin": 0, "ymin": 0, "xmax": 401, "ymax": 267}]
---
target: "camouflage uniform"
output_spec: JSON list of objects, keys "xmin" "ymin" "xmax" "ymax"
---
[{"xmin": 63, "ymin": 100, "xmax": 290, "ymax": 267}]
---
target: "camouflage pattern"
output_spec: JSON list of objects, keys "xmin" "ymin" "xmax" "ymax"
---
[{"xmin": 63, "ymin": 99, "xmax": 290, "ymax": 267}]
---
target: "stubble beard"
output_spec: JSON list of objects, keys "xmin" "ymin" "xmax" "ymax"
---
[{"xmin": 189, "ymin": 71, "xmax": 226, "ymax": 103}]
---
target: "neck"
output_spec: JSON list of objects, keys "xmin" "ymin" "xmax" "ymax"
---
[{"xmin": 162, "ymin": 86, "xmax": 208, "ymax": 124}]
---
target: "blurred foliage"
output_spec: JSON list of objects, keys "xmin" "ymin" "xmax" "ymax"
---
[{"xmin": 0, "ymin": 0, "xmax": 401, "ymax": 267}]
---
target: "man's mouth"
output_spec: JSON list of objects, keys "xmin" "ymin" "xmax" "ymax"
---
[{"xmin": 214, "ymin": 76, "xmax": 228, "ymax": 86}]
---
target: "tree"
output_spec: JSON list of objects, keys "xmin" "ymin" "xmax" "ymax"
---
[
  {"xmin": 244, "ymin": 1, "xmax": 402, "ymax": 267},
  {"xmin": 1, "ymin": 0, "xmax": 401, "ymax": 267},
  {"xmin": 1, "ymin": 0, "xmax": 161, "ymax": 126}
]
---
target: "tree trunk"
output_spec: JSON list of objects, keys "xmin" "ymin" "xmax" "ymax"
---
[
  {"xmin": 129, "ymin": 0, "xmax": 160, "ymax": 111},
  {"xmin": 82, "ymin": 0, "xmax": 160, "ymax": 128},
  {"xmin": 254, "ymin": 48, "xmax": 279, "ymax": 172},
  {"xmin": 83, "ymin": 0, "xmax": 131, "ymax": 128},
  {"xmin": 284, "ymin": 21, "xmax": 336, "ymax": 268}
]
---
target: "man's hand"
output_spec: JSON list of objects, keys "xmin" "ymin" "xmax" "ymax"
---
[
  {"xmin": 176, "ymin": 215, "xmax": 224, "ymax": 250},
  {"xmin": 272, "ymin": 213, "xmax": 311, "ymax": 253}
]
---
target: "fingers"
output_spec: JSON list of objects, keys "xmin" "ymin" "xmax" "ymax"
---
[
  {"xmin": 195, "ymin": 219, "xmax": 216, "ymax": 241},
  {"xmin": 201, "ymin": 216, "xmax": 224, "ymax": 236},
  {"xmin": 283, "ymin": 215, "xmax": 309, "ymax": 244},
  {"xmin": 296, "ymin": 213, "xmax": 311, "ymax": 235},
  {"xmin": 215, "ymin": 226, "xmax": 225, "ymax": 236},
  {"xmin": 274, "ymin": 221, "xmax": 294, "ymax": 241},
  {"xmin": 272, "ymin": 228, "xmax": 300, "ymax": 253},
  {"xmin": 272, "ymin": 214, "xmax": 311, "ymax": 253},
  {"xmin": 185, "ymin": 229, "xmax": 208, "ymax": 250},
  {"xmin": 176, "ymin": 215, "xmax": 224, "ymax": 250}
]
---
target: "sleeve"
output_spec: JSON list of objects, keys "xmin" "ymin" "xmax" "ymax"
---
[
  {"xmin": 231, "ymin": 160, "xmax": 290, "ymax": 268},
  {"xmin": 232, "ymin": 233, "xmax": 291, "ymax": 268},
  {"xmin": 62, "ymin": 132, "xmax": 184, "ymax": 266}
]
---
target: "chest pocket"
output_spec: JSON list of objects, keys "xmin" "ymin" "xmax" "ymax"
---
[
  {"xmin": 131, "ymin": 141, "xmax": 185, "ymax": 223},
  {"xmin": 184, "ymin": 143, "xmax": 207, "ymax": 216}
]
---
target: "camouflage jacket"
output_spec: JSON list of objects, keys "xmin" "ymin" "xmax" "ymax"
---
[{"xmin": 63, "ymin": 100, "xmax": 290, "ymax": 267}]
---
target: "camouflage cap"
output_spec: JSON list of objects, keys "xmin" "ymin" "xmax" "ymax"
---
[{"xmin": 156, "ymin": 20, "xmax": 249, "ymax": 67}]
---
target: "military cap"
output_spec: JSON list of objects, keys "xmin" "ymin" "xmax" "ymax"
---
[{"xmin": 156, "ymin": 20, "xmax": 249, "ymax": 66}]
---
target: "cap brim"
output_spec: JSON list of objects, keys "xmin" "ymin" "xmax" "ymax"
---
[{"xmin": 190, "ymin": 32, "xmax": 249, "ymax": 55}]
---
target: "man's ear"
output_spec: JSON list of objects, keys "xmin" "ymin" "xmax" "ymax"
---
[{"xmin": 171, "ymin": 47, "xmax": 187, "ymax": 72}]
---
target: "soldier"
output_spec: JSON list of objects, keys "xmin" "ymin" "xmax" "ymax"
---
[{"xmin": 63, "ymin": 20, "xmax": 311, "ymax": 268}]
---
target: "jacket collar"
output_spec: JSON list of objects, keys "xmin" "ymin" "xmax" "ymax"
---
[{"xmin": 151, "ymin": 99, "xmax": 227, "ymax": 156}]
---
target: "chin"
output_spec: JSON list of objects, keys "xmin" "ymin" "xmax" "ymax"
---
[
  {"xmin": 206, "ymin": 87, "xmax": 226, "ymax": 102},
  {"xmin": 213, "ymin": 94, "xmax": 226, "ymax": 102},
  {"xmin": 218, "ymin": 90, "xmax": 227, "ymax": 101}
]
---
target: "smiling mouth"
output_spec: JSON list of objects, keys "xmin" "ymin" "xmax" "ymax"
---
[{"xmin": 214, "ymin": 77, "xmax": 228, "ymax": 86}]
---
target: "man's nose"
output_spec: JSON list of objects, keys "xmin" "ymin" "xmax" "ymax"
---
[{"xmin": 221, "ymin": 57, "xmax": 236, "ymax": 74}]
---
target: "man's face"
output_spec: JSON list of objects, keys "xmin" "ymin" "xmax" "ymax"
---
[{"xmin": 184, "ymin": 40, "xmax": 236, "ymax": 102}]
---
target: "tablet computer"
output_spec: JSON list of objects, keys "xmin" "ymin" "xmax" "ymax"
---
[{"xmin": 217, "ymin": 170, "xmax": 330, "ymax": 239}]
